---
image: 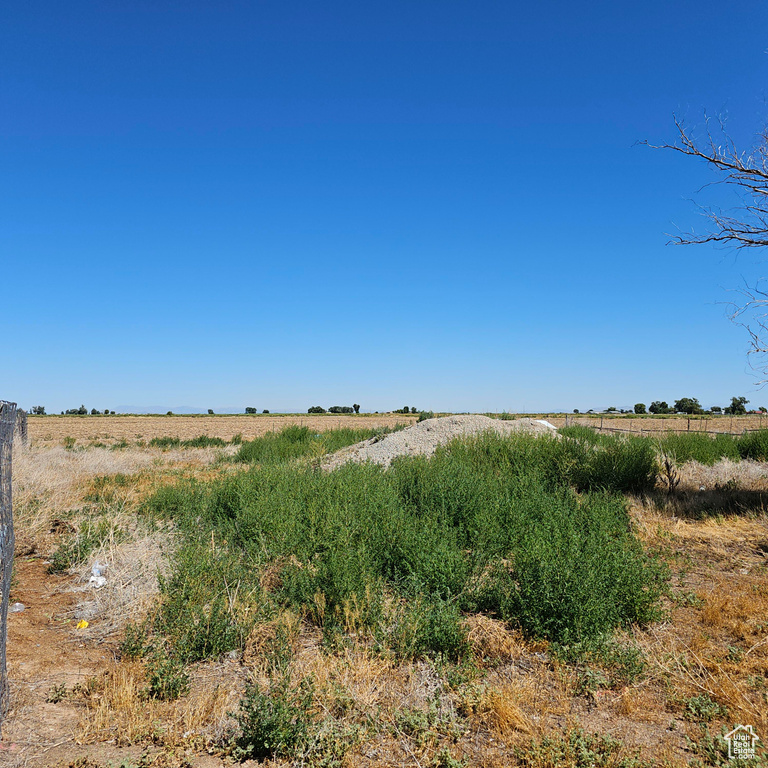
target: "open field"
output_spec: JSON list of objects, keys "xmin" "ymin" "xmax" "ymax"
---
[
  {"xmin": 26, "ymin": 413, "xmax": 768, "ymax": 451},
  {"xmin": 4, "ymin": 420, "xmax": 768, "ymax": 767},
  {"xmin": 27, "ymin": 413, "xmax": 417, "ymax": 447}
]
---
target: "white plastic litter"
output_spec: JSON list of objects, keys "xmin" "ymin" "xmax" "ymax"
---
[
  {"xmin": 89, "ymin": 575, "xmax": 107, "ymax": 588},
  {"xmin": 9, "ymin": 603, "xmax": 25, "ymax": 613},
  {"xmin": 91, "ymin": 561, "xmax": 104, "ymax": 578}
]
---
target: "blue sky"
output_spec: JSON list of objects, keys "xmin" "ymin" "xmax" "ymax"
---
[{"xmin": 3, "ymin": 1, "xmax": 768, "ymax": 413}]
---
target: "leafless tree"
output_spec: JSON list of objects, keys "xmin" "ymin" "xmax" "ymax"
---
[{"xmin": 642, "ymin": 114, "xmax": 768, "ymax": 382}]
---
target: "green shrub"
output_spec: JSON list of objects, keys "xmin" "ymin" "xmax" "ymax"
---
[
  {"xmin": 145, "ymin": 647, "xmax": 189, "ymax": 701},
  {"xmin": 684, "ymin": 694, "xmax": 729, "ymax": 722},
  {"xmin": 181, "ymin": 435, "xmax": 226, "ymax": 448},
  {"xmin": 233, "ymin": 676, "xmax": 313, "ymax": 761},
  {"xmin": 417, "ymin": 411, "xmax": 435, "ymax": 422},
  {"xmin": 149, "ymin": 436, "xmax": 181, "ymax": 449}
]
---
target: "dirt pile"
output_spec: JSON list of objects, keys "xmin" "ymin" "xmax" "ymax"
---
[{"xmin": 322, "ymin": 414, "xmax": 557, "ymax": 470}]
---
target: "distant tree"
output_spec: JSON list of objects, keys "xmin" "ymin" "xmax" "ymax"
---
[
  {"xmin": 166, "ymin": 411, "xmax": 173, "ymax": 416},
  {"xmin": 587, "ymin": 409, "xmax": 594, "ymax": 414},
  {"xmin": 724, "ymin": 396, "xmax": 749, "ymax": 415},
  {"xmin": 605, "ymin": 406, "xmax": 617, "ymax": 413},
  {"xmin": 760, "ymin": 406, "xmax": 767, "ymax": 413},
  {"xmin": 573, "ymin": 409, "xmax": 580, "ymax": 414},
  {"xmin": 262, "ymin": 409, "xmax": 270, "ymax": 414},
  {"xmin": 649, "ymin": 401, "xmax": 671, "ymax": 414},
  {"xmin": 673, "ymin": 397, "xmax": 703, "ymax": 414},
  {"xmin": 353, "ymin": 404, "xmax": 360, "ymax": 414},
  {"xmin": 31, "ymin": 405, "xmax": 46, "ymax": 415},
  {"xmin": 208, "ymin": 409, "xmax": 214, "ymax": 415},
  {"xmin": 710, "ymin": 405, "xmax": 722, "ymax": 414},
  {"xmin": 329, "ymin": 406, "xmax": 354, "ymax": 414},
  {"xmin": 307, "ymin": 406, "xmax": 326, "ymax": 414},
  {"xmin": 110, "ymin": 410, "xmax": 116, "ymax": 415},
  {"xmin": 91, "ymin": 408, "xmax": 99, "ymax": 415},
  {"xmin": 245, "ymin": 407, "xmax": 257, "ymax": 414},
  {"xmin": 634, "ymin": 403, "xmax": 646, "ymax": 414},
  {"xmin": 410, "ymin": 406, "xmax": 417, "ymax": 414}
]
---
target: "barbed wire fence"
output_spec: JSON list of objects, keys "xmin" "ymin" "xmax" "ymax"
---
[
  {"xmin": 0, "ymin": 400, "xmax": 16, "ymax": 733},
  {"xmin": 558, "ymin": 413, "xmax": 768, "ymax": 436}
]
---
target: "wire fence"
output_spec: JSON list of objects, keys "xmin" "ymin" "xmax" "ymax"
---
[
  {"xmin": 0, "ymin": 400, "xmax": 16, "ymax": 733},
  {"xmin": 557, "ymin": 414, "xmax": 768, "ymax": 437}
]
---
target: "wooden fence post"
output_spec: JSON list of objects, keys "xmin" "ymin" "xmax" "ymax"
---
[{"xmin": 0, "ymin": 401, "xmax": 17, "ymax": 734}]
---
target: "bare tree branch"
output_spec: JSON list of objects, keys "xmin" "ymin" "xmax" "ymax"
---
[
  {"xmin": 644, "ymin": 114, "xmax": 768, "ymax": 382},
  {"xmin": 640, "ymin": 114, "xmax": 768, "ymax": 249}
]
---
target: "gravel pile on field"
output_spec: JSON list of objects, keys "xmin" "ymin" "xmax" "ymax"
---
[{"xmin": 322, "ymin": 414, "xmax": 557, "ymax": 470}]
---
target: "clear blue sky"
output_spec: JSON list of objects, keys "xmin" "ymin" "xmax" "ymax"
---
[{"xmin": 4, "ymin": 1, "xmax": 768, "ymax": 414}]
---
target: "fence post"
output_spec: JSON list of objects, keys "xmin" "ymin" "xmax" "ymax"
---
[
  {"xmin": 0, "ymin": 400, "xmax": 16, "ymax": 733},
  {"xmin": 13, "ymin": 410, "xmax": 27, "ymax": 447},
  {"xmin": 600, "ymin": 416, "xmax": 603, "ymax": 431}
]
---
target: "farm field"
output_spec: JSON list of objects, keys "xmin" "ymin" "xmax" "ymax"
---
[
  {"xmin": 26, "ymin": 413, "xmax": 768, "ymax": 450},
  {"xmin": 27, "ymin": 413, "xmax": 417, "ymax": 447},
  {"xmin": 4, "ymin": 417, "xmax": 768, "ymax": 767}
]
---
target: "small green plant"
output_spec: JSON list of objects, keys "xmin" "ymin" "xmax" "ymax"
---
[
  {"xmin": 120, "ymin": 621, "xmax": 152, "ymax": 660},
  {"xmin": 432, "ymin": 748, "xmax": 467, "ymax": 768},
  {"xmin": 233, "ymin": 675, "xmax": 313, "ymax": 760},
  {"xmin": 46, "ymin": 683, "xmax": 68, "ymax": 703},
  {"xmin": 144, "ymin": 648, "xmax": 189, "ymax": 701},
  {"xmin": 684, "ymin": 694, "xmax": 729, "ymax": 722},
  {"xmin": 418, "ymin": 411, "xmax": 435, "ymax": 422},
  {"xmin": 47, "ymin": 518, "xmax": 112, "ymax": 573},
  {"xmin": 517, "ymin": 728, "xmax": 653, "ymax": 767},
  {"xmin": 63, "ymin": 436, "xmax": 76, "ymax": 450}
]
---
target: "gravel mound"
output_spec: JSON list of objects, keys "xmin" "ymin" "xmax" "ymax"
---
[{"xmin": 322, "ymin": 414, "xmax": 557, "ymax": 470}]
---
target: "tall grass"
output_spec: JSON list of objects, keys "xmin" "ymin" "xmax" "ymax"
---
[
  {"xmin": 565, "ymin": 425, "xmax": 768, "ymax": 465},
  {"xmin": 144, "ymin": 430, "xmax": 666, "ymax": 663},
  {"xmin": 232, "ymin": 424, "xmax": 401, "ymax": 464},
  {"xmin": 657, "ymin": 432, "xmax": 740, "ymax": 465}
]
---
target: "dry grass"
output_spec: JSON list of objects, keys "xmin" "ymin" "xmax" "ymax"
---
[
  {"xmin": 465, "ymin": 615, "xmax": 528, "ymax": 662},
  {"xmin": 76, "ymin": 660, "xmax": 244, "ymax": 748},
  {"xmin": 12, "ymin": 443, "xmax": 223, "ymax": 545}
]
